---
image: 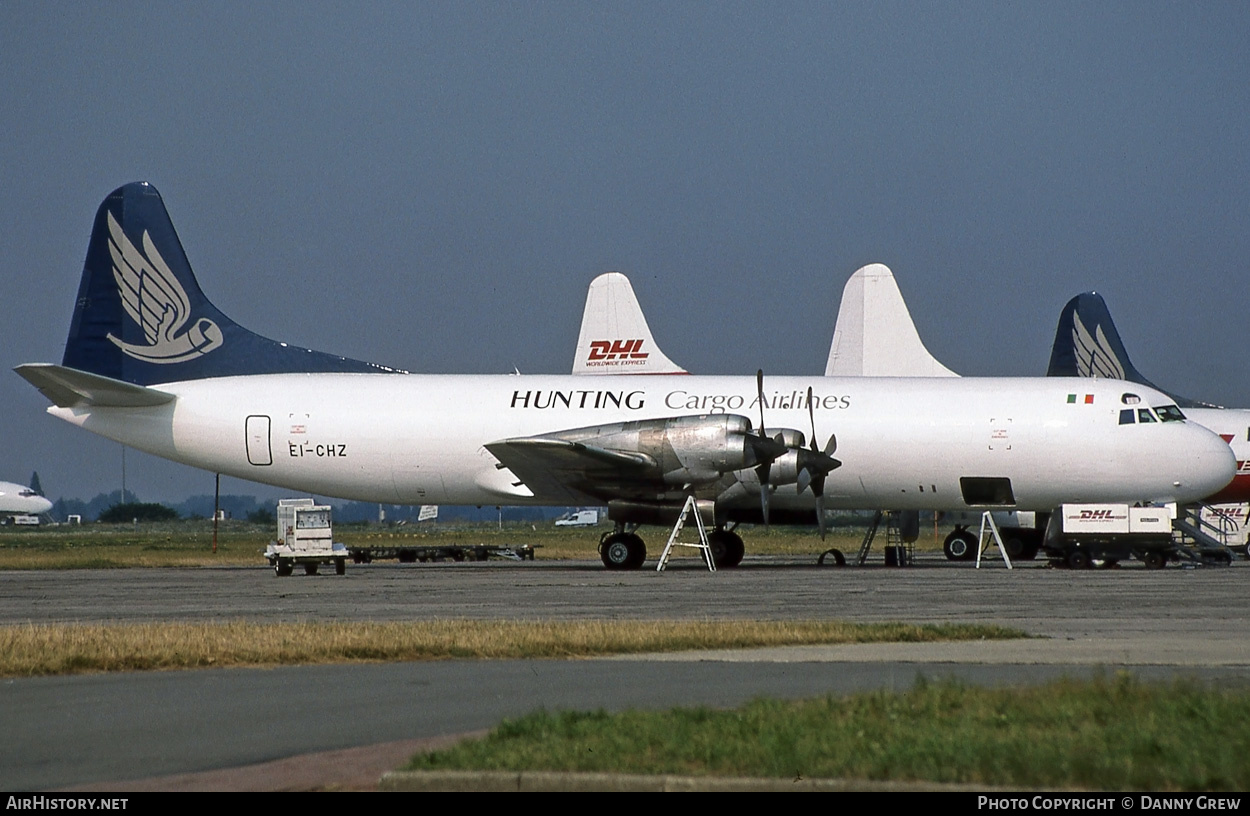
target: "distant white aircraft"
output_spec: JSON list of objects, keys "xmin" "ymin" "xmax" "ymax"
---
[
  {"xmin": 0, "ymin": 479, "xmax": 52, "ymax": 518},
  {"xmin": 14, "ymin": 183, "xmax": 1235, "ymax": 569}
]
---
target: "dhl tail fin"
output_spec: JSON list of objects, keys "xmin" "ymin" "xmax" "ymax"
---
[{"xmin": 572, "ymin": 272, "xmax": 687, "ymax": 375}]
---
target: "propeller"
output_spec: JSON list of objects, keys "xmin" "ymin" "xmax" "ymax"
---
[
  {"xmin": 751, "ymin": 369, "xmax": 787, "ymax": 525},
  {"xmin": 795, "ymin": 386, "xmax": 842, "ymax": 539}
]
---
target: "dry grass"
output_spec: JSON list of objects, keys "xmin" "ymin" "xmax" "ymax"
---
[{"xmin": 0, "ymin": 619, "xmax": 1023, "ymax": 677}]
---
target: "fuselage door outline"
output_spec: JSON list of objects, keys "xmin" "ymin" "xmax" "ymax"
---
[{"xmin": 246, "ymin": 414, "xmax": 272, "ymax": 466}]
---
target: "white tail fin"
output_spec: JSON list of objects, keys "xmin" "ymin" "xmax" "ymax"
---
[
  {"xmin": 572, "ymin": 272, "xmax": 687, "ymax": 375},
  {"xmin": 825, "ymin": 264, "xmax": 958, "ymax": 377}
]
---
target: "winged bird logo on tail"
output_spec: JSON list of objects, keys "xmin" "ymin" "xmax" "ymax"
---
[
  {"xmin": 104, "ymin": 211, "xmax": 223, "ymax": 363},
  {"xmin": 1070, "ymin": 310, "xmax": 1125, "ymax": 380}
]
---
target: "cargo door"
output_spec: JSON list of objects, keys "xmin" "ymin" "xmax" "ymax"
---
[{"xmin": 245, "ymin": 415, "xmax": 272, "ymax": 466}]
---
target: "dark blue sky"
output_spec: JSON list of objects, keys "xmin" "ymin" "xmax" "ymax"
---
[{"xmin": 3, "ymin": 3, "xmax": 1248, "ymax": 503}]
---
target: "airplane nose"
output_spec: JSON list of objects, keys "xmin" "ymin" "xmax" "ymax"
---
[{"xmin": 1179, "ymin": 424, "xmax": 1237, "ymax": 502}]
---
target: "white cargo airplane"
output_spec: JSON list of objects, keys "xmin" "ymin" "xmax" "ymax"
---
[
  {"xmin": 14, "ymin": 183, "xmax": 1236, "ymax": 570},
  {"xmin": 820, "ymin": 268, "xmax": 1250, "ymax": 505},
  {"xmin": 823, "ymin": 264, "xmax": 1250, "ymax": 556},
  {"xmin": 0, "ymin": 479, "xmax": 52, "ymax": 518}
]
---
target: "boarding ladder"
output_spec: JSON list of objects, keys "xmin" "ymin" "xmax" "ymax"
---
[
  {"xmin": 656, "ymin": 495, "xmax": 715, "ymax": 572},
  {"xmin": 1171, "ymin": 504, "xmax": 1237, "ymax": 565}
]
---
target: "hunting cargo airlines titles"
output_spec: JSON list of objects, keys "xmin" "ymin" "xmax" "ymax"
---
[{"xmin": 14, "ymin": 183, "xmax": 1236, "ymax": 569}]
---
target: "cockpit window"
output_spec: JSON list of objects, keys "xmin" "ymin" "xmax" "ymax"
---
[
  {"xmin": 1154, "ymin": 404, "xmax": 1186, "ymax": 422},
  {"xmin": 1137, "ymin": 408, "xmax": 1157, "ymax": 424},
  {"xmin": 1119, "ymin": 409, "xmax": 1135, "ymax": 425}
]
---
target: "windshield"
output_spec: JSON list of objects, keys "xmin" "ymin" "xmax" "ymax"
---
[{"xmin": 1154, "ymin": 404, "xmax": 1186, "ymax": 422}]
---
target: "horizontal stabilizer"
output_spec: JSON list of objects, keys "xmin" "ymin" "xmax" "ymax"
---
[
  {"xmin": 573, "ymin": 272, "xmax": 688, "ymax": 375},
  {"xmin": 13, "ymin": 363, "xmax": 175, "ymax": 408},
  {"xmin": 825, "ymin": 264, "xmax": 958, "ymax": 377}
]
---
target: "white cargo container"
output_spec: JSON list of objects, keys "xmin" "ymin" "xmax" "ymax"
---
[
  {"xmin": 1044, "ymin": 503, "xmax": 1176, "ymax": 569},
  {"xmin": 264, "ymin": 498, "xmax": 348, "ymax": 576}
]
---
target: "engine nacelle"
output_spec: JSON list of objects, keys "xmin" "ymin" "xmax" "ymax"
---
[{"xmin": 531, "ymin": 413, "xmax": 784, "ymax": 487}]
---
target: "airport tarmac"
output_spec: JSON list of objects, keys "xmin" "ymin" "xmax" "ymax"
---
[{"xmin": 2, "ymin": 553, "xmax": 1248, "ymax": 790}]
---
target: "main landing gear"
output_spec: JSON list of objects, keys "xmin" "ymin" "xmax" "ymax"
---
[{"xmin": 599, "ymin": 526, "xmax": 745, "ymax": 570}]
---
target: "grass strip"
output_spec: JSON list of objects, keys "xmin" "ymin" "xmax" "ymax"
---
[
  {"xmin": 407, "ymin": 674, "xmax": 1250, "ymax": 790},
  {"xmin": 0, "ymin": 619, "xmax": 1022, "ymax": 677},
  {"xmin": 0, "ymin": 523, "xmax": 895, "ymax": 568}
]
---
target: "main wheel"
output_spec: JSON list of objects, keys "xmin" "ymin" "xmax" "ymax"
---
[
  {"xmin": 708, "ymin": 529, "xmax": 745, "ymax": 568},
  {"xmin": 943, "ymin": 529, "xmax": 977, "ymax": 561},
  {"xmin": 601, "ymin": 532, "xmax": 646, "ymax": 570}
]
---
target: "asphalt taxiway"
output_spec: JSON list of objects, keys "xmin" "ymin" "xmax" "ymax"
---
[{"xmin": 2, "ymin": 554, "xmax": 1247, "ymax": 790}]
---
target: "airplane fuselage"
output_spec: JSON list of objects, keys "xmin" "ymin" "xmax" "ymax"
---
[
  {"xmin": 0, "ymin": 481, "xmax": 52, "ymax": 516},
  {"xmin": 49, "ymin": 373, "xmax": 1234, "ymax": 512}
]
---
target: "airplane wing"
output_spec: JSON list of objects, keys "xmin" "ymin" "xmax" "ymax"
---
[{"xmin": 485, "ymin": 437, "xmax": 657, "ymax": 504}]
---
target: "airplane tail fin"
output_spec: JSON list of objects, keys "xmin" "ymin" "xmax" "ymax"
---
[
  {"xmin": 1046, "ymin": 292, "xmax": 1211, "ymax": 408},
  {"xmin": 825, "ymin": 264, "xmax": 958, "ymax": 377},
  {"xmin": 572, "ymin": 272, "xmax": 687, "ymax": 375},
  {"xmin": 60, "ymin": 182, "xmax": 402, "ymax": 386}
]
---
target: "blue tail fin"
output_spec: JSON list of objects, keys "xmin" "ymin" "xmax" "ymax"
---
[
  {"xmin": 62, "ymin": 182, "xmax": 403, "ymax": 385},
  {"xmin": 1046, "ymin": 292, "xmax": 1210, "ymax": 409}
]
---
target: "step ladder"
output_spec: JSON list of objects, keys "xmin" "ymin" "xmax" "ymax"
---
[
  {"xmin": 974, "ymin": 510, "xmax": 1013, "ymax": 569},
  {"xmin": 657, "ymin": 495, "xmax": 715, "ymax": 572}
]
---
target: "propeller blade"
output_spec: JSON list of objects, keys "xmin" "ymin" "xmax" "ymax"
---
[
  {"xmin": 756, "ymin": 369, "xmax": 767, "ymax": 438},
  {"xmin": 807, "ymin": 386, "xmax": 817, "ymax": 447}
]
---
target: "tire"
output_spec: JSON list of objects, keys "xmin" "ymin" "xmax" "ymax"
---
[
  {"xmin": 818, "ymin": 548, "xmax": 846, "ymax": 566},
  {"xmin": 708, "ymin": 530, "xmax": 745, "ymax": 569},
  {"xmin": 304, "ymin": 562, "xmax": 319, "ymax": 575},
  {"xmin": 601, "ymin": 533, "xmax": 645, "ymax": 570},
  {"xmin": 1067, "ymin": 549, "xmax": 1091, "ymax": 570},
  {"xmin": 943, "ymin": 529, "xmax": 977, "ymax": 561},
  {"xmin": 335, "ymin": 558, "xmax": 346, "ymax": 575},
  {"xmin": 1003, "ymin": 537, "xmax": 1026, "ymax": 560},
  {"xmin": 1142, "ymin": 551, "xmax": 1166, "ymax": 570},
  {"xmin": 276, "ymin": 558, "xmax": 293, "ymax": 577}
]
